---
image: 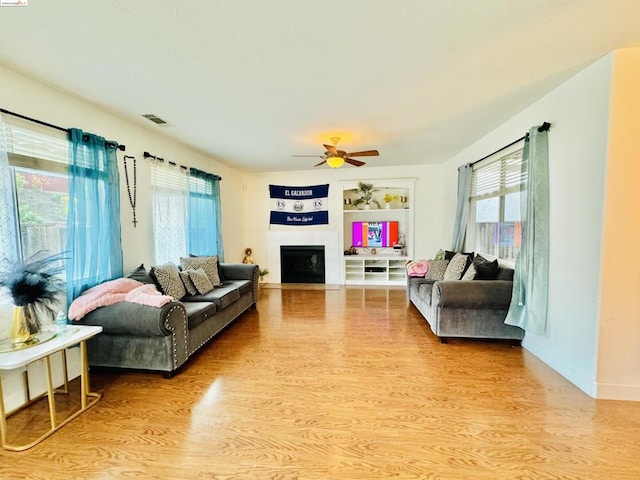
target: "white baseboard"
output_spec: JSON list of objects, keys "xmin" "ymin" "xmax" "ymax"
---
[
  {"xmin": 595, "ymin": 382, "xmax": 640, "ymax": 401},
  {"xmin": 522, "ymin": 336, "xmax": 597, "ymax": 398}
]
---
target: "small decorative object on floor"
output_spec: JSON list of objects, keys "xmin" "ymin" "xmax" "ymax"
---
[
  {"xmin": 243, "ymin": 248, "xmax": 255, "ymax": 264},
  {"xmin": 123, "ymin": 154, "xmax": 138, "ymax": 227},
  {"xmin": 0, "ymin": 251, "xmax": 66, "ymax": 345}
]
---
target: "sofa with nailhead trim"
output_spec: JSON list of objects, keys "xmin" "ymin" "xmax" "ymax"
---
[{"xmin": 79, "ymin": 263, "xmax": 259, "ymax": 376}]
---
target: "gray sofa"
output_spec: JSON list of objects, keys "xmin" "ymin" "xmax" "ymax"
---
[
  {"xmin": 80, "ymin": 263, "xmax": 259, "ymax": 376},
  {"xmin": 407, "ymin": 264, "xmax": 524, "ymax": 344}
]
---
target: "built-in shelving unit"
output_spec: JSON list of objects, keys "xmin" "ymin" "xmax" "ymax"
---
[{"xmin": 341, "ymin": 178, "xmax": 415, "ymax": 285}]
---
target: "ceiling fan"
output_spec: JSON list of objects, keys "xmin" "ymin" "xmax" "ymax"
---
[{"xmin": 292, "ymin": 137, "xmax": 379, "ymax": 168}]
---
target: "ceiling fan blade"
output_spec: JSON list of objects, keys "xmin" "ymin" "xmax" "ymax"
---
[
  {"xmin": 292, "ymin": 154, "xmax": 325, "ymax": 158},
  {"xmin": 345, "ymin": 150, "xmax": 379, "ymax": 157},
  {"xmin": 345, "ymin": 157, "xmax": 366, "ymax": 167},
  {"xmin": 314, "ymin": 159, "xmax": 328, "ymax": 167},
  {"xmin": 323, "ymin": 144, "xmax": 338, "ymax": 155}
]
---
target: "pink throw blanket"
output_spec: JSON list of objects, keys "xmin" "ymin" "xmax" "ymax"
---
[
  {"xmin": 125, "ymin": 283, "xmax": 172, "ymax": 308},
  {"xmin": 69, "ymin": 278, "xmax": 172, "ymax": 321}
]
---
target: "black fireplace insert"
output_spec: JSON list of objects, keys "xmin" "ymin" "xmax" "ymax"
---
[{"xmin": 280, "ymin": 245, "xmax": 326, "ymax": 283}]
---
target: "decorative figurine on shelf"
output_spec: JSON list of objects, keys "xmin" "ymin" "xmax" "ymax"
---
[{"xmin": 243, "ymin": 248, "xmax": 255, "ymax": 264}]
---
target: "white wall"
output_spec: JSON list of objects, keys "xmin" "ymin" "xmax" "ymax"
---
[
  {"xmin": 0, "ymin": 65, "xmax": 246, "ymax": 270},
  {"xmin": 440, "ymin": 55, "xmax": 614, "ymax": 397},
  {"xmin": 596, "ymin": 48, "xmax": 640, "ymax": 400},
  {"xmin": 241, "ymin": 164, "xmax": 446, "ymax": 281}
]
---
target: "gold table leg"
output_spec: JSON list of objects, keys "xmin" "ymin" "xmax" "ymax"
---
[{"xmin": 0, "ymin": 341, "xmax": 101, "ymax": 452}]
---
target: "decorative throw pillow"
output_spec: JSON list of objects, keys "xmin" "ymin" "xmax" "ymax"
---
[
  {"xmin": 126, "ymin": 264, "xmax": 153, "ymax": 284},
  {"xmin": 434, "ymin": 249, "xmax": 445, "ymax": 261},
  {"xmin": 188, "ymin": 268, "xmax": 214, "ymax": 295},
  {"xmin": 461, "ymin": 263, "xmax": 476, "ymax": 280},
  {"xmin": 473, "ymin": 254, "xmax": 499, "ymax": 280},
  {"xmin": 180, "ymin": 256, "xmax": 222, "ymax": 287},
  {"xmin": 406, "ymin": 259, "xmax": 429, "ymax": 277},
  {"xmin": 150, "ymin": 262, "xmax": 186, "ymax": 300},
  {"xmin": 444, "ymin": 250, "xmax": 457, "ymax": 261},
  {"xmin": 190, "ymin": 253, "xmax": 225, "ymax": 282},
  {"xmin": 179, "ymin": 270, "xmax": 197, "ymax": 296},
  {"xmin": 425, "ymin": 259, "xmax": 449, "ymax": 281},
  {"xmin": 444, "ymin": 253, "xmax": 470, "ymax": 280}
]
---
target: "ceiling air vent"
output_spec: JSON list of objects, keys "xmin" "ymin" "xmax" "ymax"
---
[{"xmin": 142, "ymin": 113, "xmax": 171, "ymax": 126}]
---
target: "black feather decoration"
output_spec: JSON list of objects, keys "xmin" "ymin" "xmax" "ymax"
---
[{"xmin": 0, "ymin": 251, "xmax": 67, "ymax": 332}]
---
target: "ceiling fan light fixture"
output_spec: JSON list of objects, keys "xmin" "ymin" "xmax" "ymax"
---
[{"xmin": 327, "ymin": 156, "xmax": 344, "ymax": 168}]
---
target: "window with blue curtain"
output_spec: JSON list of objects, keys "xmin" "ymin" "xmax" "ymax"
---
[
  {"xmin": 66, "ymin": 128, "xmax": 123, "ymax": 303},
  {"xmin": 188, "ymin": 168, "xmax": 224, "ymax": 261},
  {"xmin": 151, "ymin": 163, "xmax": 223, "ymax": 264}
]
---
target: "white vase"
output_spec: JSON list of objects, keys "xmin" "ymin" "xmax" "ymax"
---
[
  {"xmin": 385, "ymin": 203, "xmax": 391, "ymax": 209},
  {"xmin": 364, "ymin": 204, "xmax": 370, "ymax": 210}
]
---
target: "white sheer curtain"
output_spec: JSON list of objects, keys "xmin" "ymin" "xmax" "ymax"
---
[
  {"xmin": 151, "ymin": 161, "xmax": 190, "ymax": 264},
  {"xmin": 0, "ymin": 117, "xmax": 20, "ymax": 271}
]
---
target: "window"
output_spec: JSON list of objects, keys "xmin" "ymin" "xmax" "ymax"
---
[
  {"xmin": 151, "ymin": 162, "xmax": 223, "ymax": 264},
  {"xmin": 1, "ymin": 120, "xmax": 70, "ymax": 262},
  {"xmin": 14, "ymin": 167, "xmax": 68, "ymax": 259},
  {"xmin": 468, "ymin": 142, "xmax": 526, "ymax": 260},
  {"xmin": 151, "ymin": 162, "xmax": 189, "ymax": 264}
]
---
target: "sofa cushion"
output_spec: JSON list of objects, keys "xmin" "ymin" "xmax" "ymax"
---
[
  {"xmin": 444, "ymin": 253, "xmax": 470, "ymax": 280},
  {"xmin": 182, "ymin": 301, "xmax": 217, "ymax": 330},
  {"xmin": 179, "ymin": 270, "xmax": 197, "ymax": 295},
  {"xmin": 223, "ymin": 279, "xmax": 252, "ymax": 296},
  {"xmin": 473, "ymin": 255, "xmax": 499, "ymax": 280},
  {"xmin": 182, "ymin": 282, "xmax": 241, "ymax": 310},
  {"xmin": 425, "ymin": 259, "xmax": 449, "ymax": 281},
  {"xmin": 188, "ymin": 268, "xmax": 214, "ymax": 294},
  {"xmin": 180, "ymin": 256, "xmax": 222, "ymax": 286},
  {"xmin": 150, "ymin": 262, "xmax": 186, "ymax": 300}
]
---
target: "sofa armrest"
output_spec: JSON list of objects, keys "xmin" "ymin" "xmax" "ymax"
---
[
  {"xmin": 433, "ymin": 280, "xmax": 513, "ymax": 309},
  {"xmin": 79, "ymin": 301, "xmax": 187, "ymax": 337}
]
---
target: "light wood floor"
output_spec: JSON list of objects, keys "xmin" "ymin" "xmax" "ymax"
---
[{"xmin": 2, "ymin": 287, "xmax": 640, "ymax": 479}]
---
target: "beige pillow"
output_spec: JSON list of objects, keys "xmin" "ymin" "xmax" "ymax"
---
[
  {"xmin": 443, "ymin": 253, "xmax": 469, "ymax": 281},
  {"xmin": 179, "ymin": 270, "xmax": 197, "ymax": 295},
  {"xmin": 150, "ymin": 262, "xmax": 186, "ymax": 300},
  {"xmin": 425, "ymin": 259, "xmax": 449, "ymax": 281},
  {"xmin": 180, "ymin": 256, "xmax": 222, "ymax": 286},
  {"xmin": 188, "ymin": 268, "xmax": 214, "ymax": 295}
]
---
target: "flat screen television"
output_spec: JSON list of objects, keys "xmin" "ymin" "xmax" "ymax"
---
[{"xmin": 352, "ymin": 221, "xmax": 399, "ymax": 248}]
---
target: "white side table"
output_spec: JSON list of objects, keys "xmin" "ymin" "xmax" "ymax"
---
[{"xmin": 0, "ymin": 325, "xmax": 103, "ymax": 451}]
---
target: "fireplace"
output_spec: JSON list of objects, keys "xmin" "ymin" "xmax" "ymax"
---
[{"xmin": 280, "ymin": 245, "xmax": 326, "ymax": 283}]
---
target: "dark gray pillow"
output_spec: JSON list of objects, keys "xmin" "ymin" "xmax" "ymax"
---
[
  {"xmin": 126, "ymin": 264, "xmax": 153, "ymax": 284},
  {"xmin": 473, "ymin": 255, "xmax": 499, "ymax": 280}
]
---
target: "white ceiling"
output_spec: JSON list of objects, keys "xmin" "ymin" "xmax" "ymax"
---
[{"xmin": 2, "ymin": 0, "xmax": 640, "ymax": 172}]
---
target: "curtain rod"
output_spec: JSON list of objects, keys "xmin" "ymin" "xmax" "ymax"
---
[
  {"xmin": 0, "ymin": 107, "xmax": 126, "ymax": 151},
  {"xmin": 143, "ymin": 151, "xmax": 222, "ymax": 180},
  {"xmin": 470, "ymin": 122, "xmax": 551, "ymax": 167}
]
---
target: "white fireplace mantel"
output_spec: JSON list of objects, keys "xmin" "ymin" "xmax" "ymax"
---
[{"xmin": 267, "ymin": 231, "xmax": 341, "ymax": 284}]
